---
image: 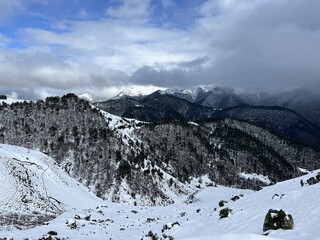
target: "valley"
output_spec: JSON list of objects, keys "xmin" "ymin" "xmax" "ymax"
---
[
  {"xmin": 0, "ymin": 143, "xmax": 319, "ymax": 240},
  {"xmin": 0, "ymin": 91, "xmax": 319, "ymax": 239}
]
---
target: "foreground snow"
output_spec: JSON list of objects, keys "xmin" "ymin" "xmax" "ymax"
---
[
  {"xmin": 0, "ymin": 144, "xmax": 319, "ymax": 239},
  {"xmin": 0, "ymin": 164, "xmax": 319, "ymax": 239}
]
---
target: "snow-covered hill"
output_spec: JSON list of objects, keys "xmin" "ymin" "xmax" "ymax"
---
[
  {"xmin": 0, "ymin": 144, "xmax": 102, "ymax": 229},
  {"xmin": 1, "ymin": 160, "xmax": 319, "ymax": 240}
]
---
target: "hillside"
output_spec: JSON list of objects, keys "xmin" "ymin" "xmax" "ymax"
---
[
  {"xmin": 0, "ymin": 164, "xmax": 319, "ymax": 239},
  {"xmin": 213, "ymin": 106, "xmax": 320, "ymax": 148},
  {"xmin": 0, "ymin": 144, "xmax": 102, "ymax": 229},
  {"xmin": 1, "ymin": 94, "xmax": 320, "ymax": 206},
  {"xmin": 96, "ymin": 92, "xmax": 214, "ymax": 122}
]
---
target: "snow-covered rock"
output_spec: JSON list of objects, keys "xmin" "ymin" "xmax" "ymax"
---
[{"xmin": 263, "ymin": 209, "xmax": 294, "ymax": 232}]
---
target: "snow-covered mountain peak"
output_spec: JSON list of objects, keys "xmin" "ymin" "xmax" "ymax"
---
[
  {"xmin": 112, "ymin": 86, "xmax": 166, "ymax": 99},
  {"xmin": 155, "ymin": 85, "xmax": 231, "ymax": 101}
]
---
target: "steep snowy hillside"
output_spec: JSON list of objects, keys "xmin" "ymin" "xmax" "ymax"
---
[
  {"xmin": 1, "ymin": 170, "xmax": 319, "ymax": 239},
  {"xmin": 0, "ymin": 144, "xmax": 102, "ymax": 229}
]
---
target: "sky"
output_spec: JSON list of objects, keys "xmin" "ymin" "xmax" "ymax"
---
[{"xmin": 0, "ymin": 0, "xmax": 320, "ymax": 100}]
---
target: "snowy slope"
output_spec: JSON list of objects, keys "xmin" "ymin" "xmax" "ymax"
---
[
  {"xmin": 0, "ymin": 144, "xmax": 103, "ymax": 224},
  {"xmin": 98, "ymin": 109, "xmax": 207, "ymax": 205},
  {"xmin": 1, "ymin": 168, "xmax": 320, "ymax": 239},
  {"xmin": 98, "ymin": 108, "xmax": 143, "ymax": 148}
]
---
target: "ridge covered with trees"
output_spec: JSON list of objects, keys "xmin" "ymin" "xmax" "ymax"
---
[{"xmin": 0, "ymin": 94, "xmax": 319, "ymax": 205}]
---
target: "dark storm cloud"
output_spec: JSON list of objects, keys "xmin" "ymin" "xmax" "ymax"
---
[{"xmin": 130, "ymin": 0, "xmax": 320, "ymax": 92}]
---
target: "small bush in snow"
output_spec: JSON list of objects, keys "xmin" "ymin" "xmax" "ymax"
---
[
  {"xmin": 47, "ymin": 231, "xmax": 58, "ymax": 236},
  {"xmin": 162, "ymin": 234, "xmax": 175, "ymax": 240},
  {"xmin": 206, "ymin": 182, "xmax": 215, "ymax": 187},
  {"xmin": 219, "ymin": 200, "xmax": 228, "ymax": 207},
  {"xmin": 179, "ymin": 212, "xmax": 186, "ymax": 217},
  {"xmin": 84, "ymin": 214, "xmax": 91, "ymax": 221},
  {"xmin": 219, "ymin": 208, "xmax": 232, "ymax": 219},
  {"xmin": 146, "ymin": 218, "xmax": 156, "ymax": 223},
  {"xmin": 39, "ymin": 235, "xmax": 65, "ymax": 240},
  {"xmin": 162, "ymin": 222, "xmax": 180, "ymax": 233},
  {"xmin": 146, "ymin": 230, "xmax": 159, "ymax": 240},
  {"xmin": 231, "ymin": 195, "xmax": 240, "ymax": 201}
]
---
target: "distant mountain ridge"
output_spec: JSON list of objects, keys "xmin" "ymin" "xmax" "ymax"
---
[
  {"xmin": 95, "ymin": 87, "xmax": 320, "ymax": 148},
  {"xmin": 212, "ymin": 105, "xmax": 320, "ymax": 148},
  {"xmin": 96, "ymin": 92, "xmax": 214, "ymax": 122}
]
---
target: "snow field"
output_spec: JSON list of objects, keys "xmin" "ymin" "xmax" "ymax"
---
[{"xmin": 0, "ymin": 144, "xmax": 319, "ymax": 240}]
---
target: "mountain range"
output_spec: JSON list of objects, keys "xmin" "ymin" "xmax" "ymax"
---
[
  {"xmin": 0, "ymin": 94, "xmax": 319, "ymax": 205},
  {"xmin": 95, "ymin": 87, "xmax": 320, "ymax": 148},
  {"xmin": 0, "ymin": 92, "xmax": 320, "ymax": 238}
]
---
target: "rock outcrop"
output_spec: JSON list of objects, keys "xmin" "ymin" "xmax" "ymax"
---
[{"xmin": 263, "ymin": 209, "xmax": 294, "ymax": 232}]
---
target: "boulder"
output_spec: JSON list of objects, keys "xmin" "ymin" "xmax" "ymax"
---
[
  {"xmin": 306, "ymin": 176, "xmax": 320, "ymax": 185},
  {"xmin": 263, "ymin": 209, "xmax": 294, "ymax": 232},
  {"xmin": 296, "ymin": 167, "xmax": 309, "ymax": 176},
  {"xmin": 66, "ymin": 218, "xmax": 77, "ymax": 229}
]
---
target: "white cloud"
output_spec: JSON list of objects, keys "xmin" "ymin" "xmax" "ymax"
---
[
  {"xmin": 21, "ymin": 17, "xmax": 201, "ymax": 74},
  {"xmin": 106, "ymin": 0, "xmax": 151, "ymax": 21},
  {"xmin": 2, "ymin": 0, "xmax": 320, "ymax": 99}
]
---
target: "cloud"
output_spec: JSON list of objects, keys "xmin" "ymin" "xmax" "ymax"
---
[
  {"xmin": 106, "ymin": 0, "xmax": 151, "ymax": 21},
  {"xmin": 20, "ymin": 16, "xmax": 200, "ymax": 73},
  {"xmin": 196, "ymin": 0, "xmax": 320, "ymax": 91},
  {"xmin": 1, "ymin": 0, "xmax": 320, "ymax": 100},
  {"xmin": 0, "ymin": 46, "xmax": 130, "ymax": 99},
  {"xmin": 131, "ymin": 0, "xmax": 320, "ymax": 92}
]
